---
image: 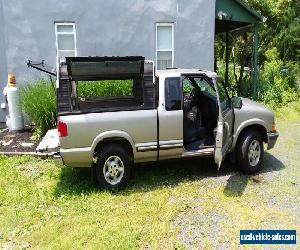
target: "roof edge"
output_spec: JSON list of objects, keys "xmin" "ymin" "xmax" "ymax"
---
[{"xmin": 233, "ymin": 0, "xmax": 263, "ymax": 21}]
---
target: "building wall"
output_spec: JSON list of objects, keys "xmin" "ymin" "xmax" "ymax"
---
[
  {"xmin": 0, "ymin": 0, "xmax": 216, "ymax": 122},
  {"xmin": 0, "ymin": 0, "xmax": 7, "ymax": 123}
]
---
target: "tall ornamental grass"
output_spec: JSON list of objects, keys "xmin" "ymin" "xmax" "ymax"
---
[
  {"xmin": 19, "ymin": 79, "xmax": 132, "ymax": 138},
  {"xmin": 20, "ymin": 79, "xmax": 56, "ymax": 138}
]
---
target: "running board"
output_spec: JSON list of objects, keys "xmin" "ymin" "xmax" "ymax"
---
[{"xmin": 182, "ymin": 147, "xmax": 214, "ymax": 158}]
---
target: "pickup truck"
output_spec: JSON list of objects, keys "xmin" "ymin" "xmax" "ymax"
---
[{"xmin": 48, "ymin": 56, "xmax": 278, "ymax": 190}]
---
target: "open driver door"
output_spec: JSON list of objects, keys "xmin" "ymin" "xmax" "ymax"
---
[{"xmin": 213, "ymin": 79, "xmax": 234, "ymax": 169}]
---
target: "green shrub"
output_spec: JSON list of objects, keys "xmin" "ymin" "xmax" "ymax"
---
[
  {"xmin": 20, "ymin": 79, "xmax": 56, "ymax": 138},
  {"xmin": 77, "ymin": 80, "xmax": 133, "ymax": 97},
  {"xmin": 257, "ymin": 48, "xmax": 299, "ymax": 110}
]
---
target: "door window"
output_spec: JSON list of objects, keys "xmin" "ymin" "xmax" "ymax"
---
[
  {"xmin": 195, "ymin": 77, "xmax": 217, "ymax": 100},
  {"xmin": 194, "ymin": 77, "xmax": 230, "ymax": 112},
  {"xmin": 215, "ymin": 81, "xmax": 231, "ymax": 112}
]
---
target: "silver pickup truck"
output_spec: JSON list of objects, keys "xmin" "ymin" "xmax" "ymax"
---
[{"xmin": 49, "ymin": 56, "xmax": 278, "ymax": 189}]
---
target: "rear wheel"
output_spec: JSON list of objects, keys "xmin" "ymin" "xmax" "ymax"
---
[
  {"xmin": 95, "ymin": 144, "xmax": 132, "ymax": 190},
  {"xmin": 237, "ymin": 130, "xmax": 264, "ymax": 174}
]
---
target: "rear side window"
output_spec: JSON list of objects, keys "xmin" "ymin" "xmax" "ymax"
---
[
  {"xmin": 75, "ymin": 79, "xmax": 142, "ymax": 111},
  {"xmin": 165, "ymin": 77, "xmax": 181, "ymax": 111},
  {"xmin": 77, "ymin": 80, "xmax": 133, "ymax": 98}
]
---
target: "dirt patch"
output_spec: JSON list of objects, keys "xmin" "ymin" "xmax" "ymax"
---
[{"xmin": 0, "ymin": 127, "xmax": 40, "ymax": 152}]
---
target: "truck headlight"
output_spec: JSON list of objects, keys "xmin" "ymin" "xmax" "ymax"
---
[{"xmin": 271, "ymin": 123, "xmax": 277, "ymax": 132}]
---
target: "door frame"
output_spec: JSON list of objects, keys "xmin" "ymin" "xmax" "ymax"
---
[{"xmin": 158, "ymin": 75, "xmax": 184, "ymax": 160}]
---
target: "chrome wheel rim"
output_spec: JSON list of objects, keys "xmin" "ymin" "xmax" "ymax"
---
[
  {"xmin": 248, "ymin": 140, "xmax": 261, "ymax": 167},
  {"xmin": 103, "ymin": 156, "xmax": 124, "ymax": 185}
]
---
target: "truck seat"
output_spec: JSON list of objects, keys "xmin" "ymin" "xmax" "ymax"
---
[{"xmin": 184, "ymin": 118, "xmax": 207, "ymax": 144}]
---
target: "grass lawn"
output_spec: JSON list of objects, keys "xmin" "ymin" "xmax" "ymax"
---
[{"xmin": 0, "ymin": 103, "xmax": 299, "ymax": 249}]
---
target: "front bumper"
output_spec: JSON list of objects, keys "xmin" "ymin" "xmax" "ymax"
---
[{"xmin": 267, "ymin": 131, "xmax": 279, "ymax": 150}]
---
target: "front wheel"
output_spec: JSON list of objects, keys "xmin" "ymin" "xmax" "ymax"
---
[
  {"xmin": 237, "ymin": 130, "xmax": 264, "ymax": 174},
  {"xmin": 95, "ymin": 144, "xmax": 132, "ymax": 190}
]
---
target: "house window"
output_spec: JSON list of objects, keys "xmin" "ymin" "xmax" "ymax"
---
[
  {"xmin": 156, "ymin": 23, "xmax": 174, "ymax": 70},
  {"xmin": 55, "ymin": 23, "xmax": 77, "ymax": 62}
]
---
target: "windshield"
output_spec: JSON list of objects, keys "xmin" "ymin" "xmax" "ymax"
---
[
  {"xmin": 192, "ymin": 76, "xmax": 231, "ymax": 112},
  {"xmin": 182, "ymin": 75, "xmax": 231, "ymax": 113},
  {"xmin": 214, "ymin": 77, "xmax": 231, "ymax": 112}
]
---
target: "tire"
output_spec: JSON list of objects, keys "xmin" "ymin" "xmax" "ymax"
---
[
  {"xmin": 237, "ymin": 130, "xmax": 264, "ymax": 174},
  {"xmin": 95, "ymin": 144, "xmax": 132, "ymax": 190}
]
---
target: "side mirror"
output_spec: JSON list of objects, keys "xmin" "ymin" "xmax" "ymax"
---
[{"xmin": 231, "ymin": 96, "xmax": 243, "ymax": 109}]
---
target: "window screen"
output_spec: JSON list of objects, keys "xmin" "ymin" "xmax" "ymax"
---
[
  {"xmin": 156, "ymin": 23, "xmax": 174, "ymax": 70},
  {"xmin": 165, "ymin": 77, "xmax": 181, "ymax": 111}
]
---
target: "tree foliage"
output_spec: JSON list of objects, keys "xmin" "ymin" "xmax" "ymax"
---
[
  {"xmin": 245, "ymin": 0, "xmax": 300, "ymax": 62},
  {"xmin": 215, "ymin": 0, "xmax": 299, "ymax": 108}
]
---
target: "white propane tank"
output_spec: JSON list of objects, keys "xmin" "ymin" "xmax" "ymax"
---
[
  {"xmin": 6, "ymin": 115, "xmax": 12, "ymax": 131},
  {"xmin": 6, "ymin": 74, "xmax": 24, "ymax": 131}
]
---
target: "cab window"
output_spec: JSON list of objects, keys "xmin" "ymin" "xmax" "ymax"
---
[{"xmin": 165, "ymin": 77, "xmax": 181, "ymax": 111}]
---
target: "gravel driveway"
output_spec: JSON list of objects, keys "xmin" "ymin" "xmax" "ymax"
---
[{"xmin": 170, "ymin": 118, "xmax": 300, "ymax": 248}]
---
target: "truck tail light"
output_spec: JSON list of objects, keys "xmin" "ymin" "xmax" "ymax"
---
[{"xmin": 57, "ymin": 120, "xmax": 68, "ymax": 137}]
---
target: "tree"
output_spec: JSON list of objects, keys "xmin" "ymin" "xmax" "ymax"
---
[
  {"xmin": 245, "ymin": 0, "xmax": 300, "ymax": 62},
  {"xmin": 215, "ymin": 0, "xmax": 300, "ymax": 99}
]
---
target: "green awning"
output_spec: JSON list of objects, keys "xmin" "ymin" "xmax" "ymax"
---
[{"xmin": 215, "ymin": 0, "xmax": 263, "ymax": 33}]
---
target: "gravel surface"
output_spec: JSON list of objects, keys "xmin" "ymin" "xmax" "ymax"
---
[{"xmin": 171, "ymin": 118, "xmax": 300, "ymax": 249}]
